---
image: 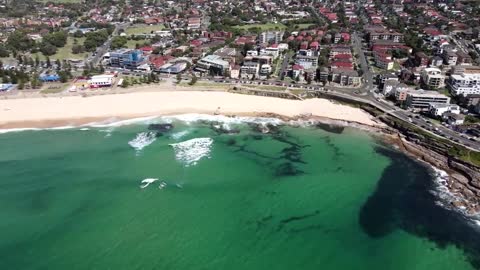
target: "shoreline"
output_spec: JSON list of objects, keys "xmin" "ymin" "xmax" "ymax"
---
[{"xmin": 0, "ymin": 90, "xmax": 382, "ymax": 129}]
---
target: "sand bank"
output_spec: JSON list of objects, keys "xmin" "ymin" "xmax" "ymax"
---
[{"xmin": 0, "ymin": 90, "xmax": 380, "ymax": 128}]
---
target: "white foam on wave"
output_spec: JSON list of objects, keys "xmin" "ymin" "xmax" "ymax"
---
[
  {"xmin": 128, "ymin": 131, "xmax": 157, "ymax": 152},
  {"xmin": 87, "ymin": 116, "xmax": 160, "ymax": 128},
  {"xmin": 429, "ymin": 165, "xmax": 480, "ymax": 226},
  {"xmin": 0, "ymin": 127, "xmax": 42, "ymax": 134},
  {"xmin": 0, "ymin": 125, "xmax": 81, "ymax": 134},
  {"xmin": 163, "ymin": 113, "xmax": 283, "ymax": 126},
  {"xmin": 140, "ymin": 178, "xmax": 158, "ymax": 188},
  {"xmin": 169, "ymin": 137, "xmax": 213, "ymax": 166},
  {"xmin": 171, "ymin": 130, "xmax": 190, "ymax": 140}
]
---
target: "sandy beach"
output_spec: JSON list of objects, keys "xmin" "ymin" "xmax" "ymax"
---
[{"xmin": 0, "ymin": 90, "xmax": 380, "ymax": 128}]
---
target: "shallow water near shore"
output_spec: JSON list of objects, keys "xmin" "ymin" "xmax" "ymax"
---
[{"xmin": 0, "ymin": 115, "xmax": 479, "ymax": 270}]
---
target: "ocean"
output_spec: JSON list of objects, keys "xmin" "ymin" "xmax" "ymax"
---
[{"xmin": 1, "ymin": 114, "xmax": 480, "ymax": 270}]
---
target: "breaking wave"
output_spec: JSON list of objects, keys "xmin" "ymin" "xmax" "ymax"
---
[
  {"xmin": 128, "ymin": 132, "xmax": 157, "ymax": 152},
  {"xmin": 87, "ymin": 116, "xmax": 160, "ymax": 128},
  {"xmin": 169, "ymin": 137, "xmax": 213, "ymax": 166},
  {"xmin": 163, "ymin": 114, "xmax": 283, "ymax": 126},
  {"xmin": 171, "ymin": 130, "xmax": 190, "ymax": 140},
  {"xmin": 429, "ymin": 166, "xmax": 480, "ymax": 225}
]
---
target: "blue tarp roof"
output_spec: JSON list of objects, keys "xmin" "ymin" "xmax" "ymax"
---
[{"xmin": 40, "ymin": 74, "xmax": 60, "ymax": 81}]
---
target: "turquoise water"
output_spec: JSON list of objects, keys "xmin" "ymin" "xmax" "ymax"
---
[{"xmin": 0, "ymin": 116, "xmax": 479, "ymax": 269}]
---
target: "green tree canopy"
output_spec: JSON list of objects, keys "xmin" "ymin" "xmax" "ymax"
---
[{"xmin": 6, "ymin": 30, "xmax": 34, "ymax": 52}]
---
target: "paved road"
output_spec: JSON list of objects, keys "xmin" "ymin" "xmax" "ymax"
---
[
  {"xmin": 352, "ymin": 31, "xmax": 373, "ymax": 93},
  {"xmin": 279, "ymin": 52, "xmax": 293, "ymax": 80},
  {"xmin": 87, "ymin": 23, "xmax": 129, "ymax": 66}
]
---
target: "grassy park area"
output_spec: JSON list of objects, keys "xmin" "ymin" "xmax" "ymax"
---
[
  {"xmin": 32, "ymin": 37, "xmax": 87, "ymax": 61},
  {"xmin": 233, "ymin": 23, "xmax": 287, "ymax": 31},
  {"xmin": 126, "ymin": 24, "xmax": 166, "ymax": 35}
]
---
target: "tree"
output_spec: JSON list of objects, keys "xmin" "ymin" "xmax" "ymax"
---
[
  {"xmin": 73, "ymin": 30, "xmax": 84, "ymax": 38},
  {"xmin": 188, "ymin": 74, "xmax": 198, "ymax": 85},
  {"xmin": 43, "ymin": 31, "xmax": 68, "ymax": 48},
  {"xmin": 55, "ymin": 59, "xmax": 61, "ymax": 70},
  {"xmin": 34, "ymin": 55, "xmax": 40, "ymax": 67},
  {"xmin": 72, "ymin": 44, "xmax": 85, "ymax": 54},
  {"xmin": 40, "ymin": 42, "xmax": 58, "ymax": 56},
  {"xmin": 6, "ymin": 30, "xmax": 34, "ymax": 52},
  {"xmin": 0, "ymin": 45, "xmax": 10, "ymax": 57},
  {"xmin": 46, "ymin": 56, "xmax": 51, "ymax": 68},
  {"xmin": 83, "ymin": 30, "xmax": 109, "ymax": 52},
  {"xmin": 18, "ymin": 80, "xmax": 25, "ymax": 90},
  {"xmin": 58, "ymin": 71, "xmax": 69, "ymax": 83},
  {"xmin": 110, "ymin": 36, "xmax": 128, "ymax": 50}
]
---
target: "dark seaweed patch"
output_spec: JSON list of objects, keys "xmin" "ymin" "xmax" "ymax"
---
[
  {"xmin": 226, "ymin": 138, "xmax": 236, "ymax": 146},
  {"xmin": 279, "ymin": 210, "xmax": 320, "ymax": 225},
  {"xmin": 359, "ymin": 146, "xmax": 480, "ymax": 269},
  {"xmin": 275, "ymin": 162, "xmax": 304, "ymax": 177},
  {"xmin": 148, "ymin": 123, "xmax": 173, "ymax": 132}
]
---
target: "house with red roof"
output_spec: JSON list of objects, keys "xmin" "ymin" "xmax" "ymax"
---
[
  {"xmin": 326, "ymin": 13, "xmax": 338, "ymax": 23},
  {"xmin": 331, "ymin": 61, "xmax": 354, "ymax": 70},
  {"xmin": 149, "ymin": 55, "xmax": 174, "ymax": 69},
  {"xmin": 341, "ymin": 33, "xmax": 350, "ymax": 42},
  {"xmin": 139, "ymin": 46, "xmax": 154, "ymax": 54},
  {"xmin": 190, "ymin": 39, "xmax": 203, "ymax": 47},
  {"xmin": 291, "ymin": 64, "xmax": 304, "ymax": 79},
  {"xmin": 309, "ymin": 41, "xmax": 320, "ymax": 51}
]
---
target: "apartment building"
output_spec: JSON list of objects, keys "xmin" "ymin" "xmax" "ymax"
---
[
  {"xmin": 442, "ymin": 49, "xmax": 458, "ymax": 66},
  {"xmin": 367, "ymin": 28, "xmax": 404, "ymax": 43},
  {"xmin": 109, "ymin": 49, "xmax": 146, "ymax": 69},
  {"xmin": 195, "ymin": 55, "xmax": 231, "ymax": 75},
  {"xmin": 405, "ymin": 90, "xmax": 451, "ymax": 110},
  {"xmin": 421, "ymin": 67, "xmax": 445, "ymax": 89},
  {"xmin": 240, "ymin": 61, "xmax": 260, "ymax": 78},
  {"xmin": 260, "ymin": 31, "xmax": 284, "ymax": 44},
  {"xmin": 449, "ymin": 71, "xmax": 480, "ymax": 96}
]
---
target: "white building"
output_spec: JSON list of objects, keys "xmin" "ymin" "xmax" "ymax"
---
[
  {"xmin": 259, "ymin": 64, "xmax": 272, "ymax": 76},
  {"xmin": 429, "ymin": 103, "xmax": 460, "ymax": 116},
  {"xmin": 383, "ymin": 80, "xmax": 410, "ymax": 96},
  {"xmin": 405, "ymin": 90, "xmax": 451, "ymax": 110},
  {"xmin": 421, "ymin": 67, "xmax": 445, "ymax": 89},
  {"xmin": 195, "ymin": 55, "xmax": 231, "ymax": 75},
  {"xmin": 449, "ymin": 72, "xmax": 480, "ymax": 96},
  {"xmin": 89, "ymin": 74, "xmax": 115, "ymax": 88},
  {"xmin": 260, "ymin": 31, "xmax": 284, "ymax": 44},
  {"xmin": 260, "ymin": 46, "xmax": 280, "ymax": 59},
  {"xmin": 240, "ymin": 61, "xmax": 260, "ymax": 78}
]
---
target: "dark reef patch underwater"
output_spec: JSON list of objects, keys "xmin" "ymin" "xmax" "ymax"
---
[
  {"xmin": 360, "ymin": 146, "xmax": 480, "ymax": 269},
  {"xmin": 0, "ymin": 115, "xmax": 479, "ymax": 270}
]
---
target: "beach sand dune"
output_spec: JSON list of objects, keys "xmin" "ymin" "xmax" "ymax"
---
[{"xmin": 0, "ymin": 91, "xmax": 379, "ymax": 128}]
